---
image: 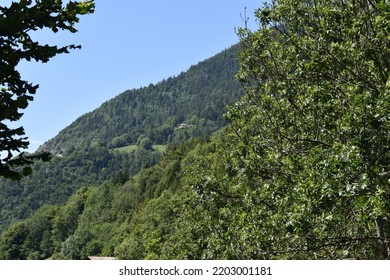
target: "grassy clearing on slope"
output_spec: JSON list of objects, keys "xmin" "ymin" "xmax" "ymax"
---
[{"xmin": 114, "ymin": 145, "xmax": 167, "ymax": 153}]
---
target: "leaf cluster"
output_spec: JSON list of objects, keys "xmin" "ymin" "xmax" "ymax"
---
[{"xmin": 0, "ymin": 0, "xmax": 94, "ymax": 179}]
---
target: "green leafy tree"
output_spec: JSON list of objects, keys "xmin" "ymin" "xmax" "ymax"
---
[
  {"xmin": 215, "ymin": 0, "xmax": 390, "ymax": 258},
  {"xmin": 0, "ymin": 0, "xmax": 95, "ymax": 180},
  {"xmin": 137, "ymin": 136, "xmax": 153, "ymax": 151},
  {"xmin": 0, "ymin": 222, "xmax": 28, "ymax": 259}
]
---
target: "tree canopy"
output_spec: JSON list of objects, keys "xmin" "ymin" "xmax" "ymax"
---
[
  {"xmin": 218, "ymin": 0, "xmax": 390, "ymax": 258},
  {"xmin": 0, "ymin": 0, "xmax": 95, "ymax": 180}
]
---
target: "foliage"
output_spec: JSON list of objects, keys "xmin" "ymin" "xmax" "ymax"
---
[
  {"xmin": 215, "ymin": 0, "xmax": 390, "ymax": 258},
  {"xmin": 0, "ymin": 0, "xmax": 95, "ymax": 180}
]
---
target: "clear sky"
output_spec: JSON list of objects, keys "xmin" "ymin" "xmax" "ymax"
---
[{"xmin": 9, "ymin": 0, "xmax": 263, "ymax": 152}]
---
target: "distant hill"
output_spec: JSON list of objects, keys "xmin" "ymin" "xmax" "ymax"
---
[
  {"xmin": 38, "ymin": 45, "xmax": 242, "ymax": 155},
  {"xmin": 0, "ymin": 45, "xmax": 243, "ymax": 233}
]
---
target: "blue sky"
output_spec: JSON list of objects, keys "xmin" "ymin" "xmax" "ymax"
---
[{"xmin": 9, "ymin": 0, "xmax": 263, "ymax": 152}]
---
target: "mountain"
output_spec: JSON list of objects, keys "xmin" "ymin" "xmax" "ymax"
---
[
  {"xmin": 38, "ymin": 44, "xmax": 242, "ymax": 155},
  {"xmin": 0, "ymin": 45, "xmax": 243, "ymax": 233}
]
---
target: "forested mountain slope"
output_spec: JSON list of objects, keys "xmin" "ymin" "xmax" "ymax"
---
[
  {"xmin": 38, "ymin": 45, "xmax": 242, "ymax": 155},
  {"xmin": 0, "ymin": 45, "xmax": 243, "ymax": 233}
]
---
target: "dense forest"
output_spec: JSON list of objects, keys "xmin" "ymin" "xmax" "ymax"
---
[
  {"xmin": 37, "ymin": 44, "xmax": 242, "ymax": 154},
  {"xmin": 1, "ymin": 0, "xmax": 389, "ymax": 260},
  {"xmin": 0, "ymin": 45, "xmax": 242, "ymax": 233}
]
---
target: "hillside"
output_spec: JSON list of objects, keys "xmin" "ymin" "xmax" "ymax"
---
[
  {"xmin": 38, "ymin": 45, "xmax": 242, "ymax": 155},
  {"xmin": 0, "ymin": 45, "xmax": 243, "ymax": 233}
]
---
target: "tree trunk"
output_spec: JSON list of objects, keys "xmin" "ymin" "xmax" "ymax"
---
[{"xmin": 375, "ymin": 217, "xmax": 389, "ymax": 259}]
